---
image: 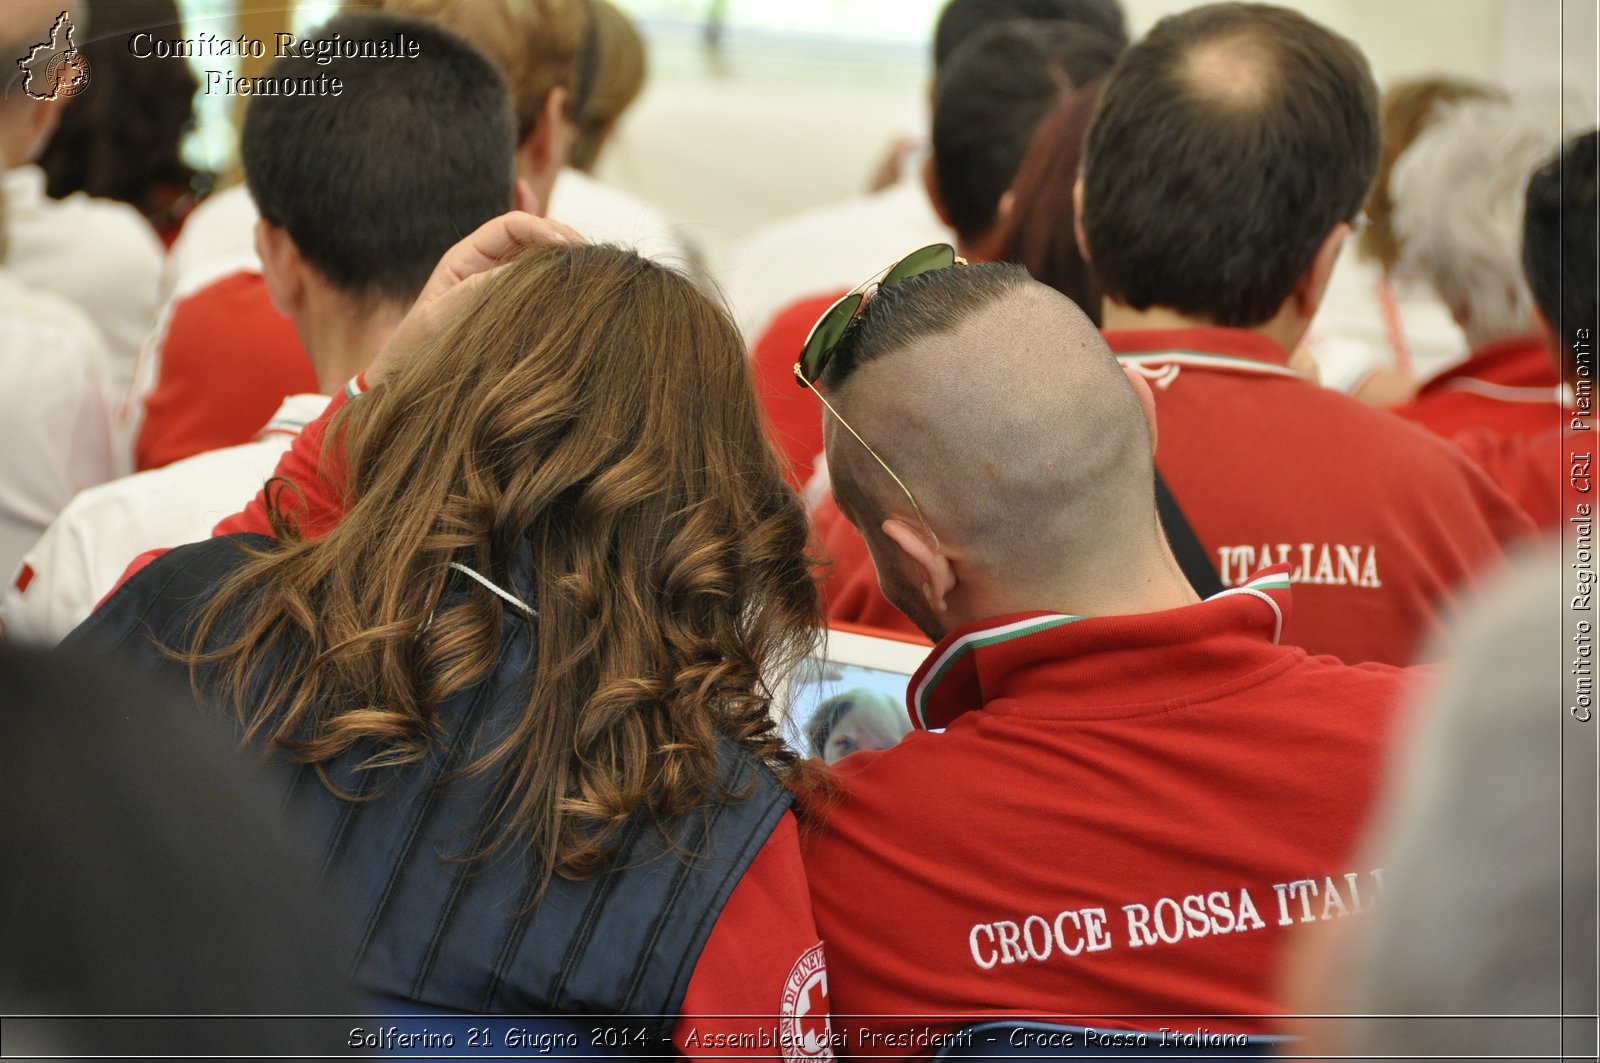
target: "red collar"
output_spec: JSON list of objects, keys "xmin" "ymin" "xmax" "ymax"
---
[
  {"xmin": 908, "ymin": 568, "xmax": 1296, "ymax": 730},
  {"xmin": 1418, "ymin": 334, "xmax": 1559, "ymax": 395},
  {"xmin": 1102, "ymin": 327, "xmax": 1292, "ymax": 368}
]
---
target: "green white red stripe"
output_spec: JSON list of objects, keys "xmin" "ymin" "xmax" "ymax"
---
[
  {"xmin": 910, "ymin": 613, "xmax": 1082, "ymax": 728},
  {"xmin": 910, "ymin": 569, "xmax": 1293, "ymax": 727}
]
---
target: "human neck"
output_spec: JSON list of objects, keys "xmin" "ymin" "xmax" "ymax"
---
[
  {"xmin": 296, "ymin": 288, "xmax": 404, "ymax": 395},
  {"xmin": 1100, "ymin": 300, "xmax": 1308, "ymax": 356},
  {"xmin": 515, "ymin": 150, "xmax": 562, "ymax": 217},
  {"xmin": 950, "ymin": 550, "xmax": 1202, "ymax": 633}
]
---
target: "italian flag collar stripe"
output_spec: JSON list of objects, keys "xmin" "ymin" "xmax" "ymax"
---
[
  {"xmin": 911, "ymin": 613, "xmax": 1082, "ymax": 728},
  {"xmin": 1116, "ymin": 350, "xmax": 1301, "ymax": 379},
  {"xmin": 1226, "ymin": 570, "xmax": 1292, "ymax": 594},
  {"xmin": 910, "ymin": 568, "xmax": 1294, "ymax": 729}
]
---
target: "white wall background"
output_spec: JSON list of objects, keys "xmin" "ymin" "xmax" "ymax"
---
[{"xmin": 600, "ymin": 0, "xmax": 1598, "ymax": 277}]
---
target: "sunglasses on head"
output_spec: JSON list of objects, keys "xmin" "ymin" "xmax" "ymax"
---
[
  {"xmin": 793, "ymin": 243, "xmax": 961, "ymax": 388},
  {"xmin": 792, "ymin": 243, "xmax": 964, "ymax": 549}
]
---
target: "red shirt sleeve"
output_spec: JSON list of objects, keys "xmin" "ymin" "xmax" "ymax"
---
[
  {"xmin": 1452, "ymin": 425, "xmax": 1564, "ymax": 531},
  {"xmin": 673, "ymin": 811, "xmax": 836, "ymax": 1062},
  {"xmin": 210, "ymin": 377, "xmax": 361, "ymax": 541}
]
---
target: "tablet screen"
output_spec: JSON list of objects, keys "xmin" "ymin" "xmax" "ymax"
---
[{"xmin": 779, "ymin": 629, "xmax": 929, "ymax": 762}]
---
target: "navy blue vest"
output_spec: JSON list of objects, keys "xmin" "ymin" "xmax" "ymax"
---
[{"xmin": 67, "ymin": 535, "xmax": 793, "ymax": 1035}]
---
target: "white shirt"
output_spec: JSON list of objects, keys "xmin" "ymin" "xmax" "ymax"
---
[
  {"xmin": 2, "ymin": 165, "xmax": 165, "ymax": 414},
  {"xmin": 545, "ymin": 166, "xmax": 693, "ymax": 270},
  {"xmin": 1307, "ymin": 241, "xmax": 1468, "ymax": 393},
  {"xmin": 160, "ymin": 182, "xmax": 260, "ymax": 302},
  {"xmin": 717, "ymin": 180, "xmax": 952, "ymax": 343},
  {"xmin": 0, "ymin": 393, "xmax": 328, "ymax": 646},
  {"xmin": 0, "ymin": 272, "xmax": 116, "ymax": 591}
]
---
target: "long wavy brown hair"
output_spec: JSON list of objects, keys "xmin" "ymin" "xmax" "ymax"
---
[{"xmin": 181, "ymin": 243, "xmax": 822, "ymax": 880}]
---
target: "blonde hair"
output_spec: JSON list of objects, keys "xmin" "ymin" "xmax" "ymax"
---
[
  {"xmin": 569, "ymin": 0, "xmax": 645, "ymax": 172},
  {"xmin": 374, "ymin": 0, "xmax": 589, "ymax": 139},
  {"xmin": 181, "ymin": 243, "xmax": 823, "ymax": 882}
]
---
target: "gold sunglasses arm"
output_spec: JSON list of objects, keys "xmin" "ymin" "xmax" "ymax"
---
[{"xmin": 794, "ymin": 363, "xmax": 943, "ymax": 552}]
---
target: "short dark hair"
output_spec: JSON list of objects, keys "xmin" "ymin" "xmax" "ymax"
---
[
  {"xmin": 1081, "ymin": 2, "xmax": 1380, "ymax": 327},
  {"xmin": 933, "ymin": 0, "xmax": 1128, "ymax": 69},
  {"xmin": 241, "ymin": 12, "xmax": 516, "ymax": 304},
  {"xmin": 1523, "ymin": 130, "xmax": 1598, "ymax": 373},
  {"xmin": 933, "ymin": 21, "xmax": 1120, "ymax": 244},
  {"xmin": 822, "ymin": 261, "xmax": 1032, "ymax": 393}
]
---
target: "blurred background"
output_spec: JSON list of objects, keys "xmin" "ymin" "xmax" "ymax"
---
[{"xmin": 168, "ymin": 0, "xmax": 1600, "ymax": 284}]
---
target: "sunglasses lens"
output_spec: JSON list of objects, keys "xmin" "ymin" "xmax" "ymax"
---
[
  {"xmin": 880, "ymin": 243, "xmax": 956, "ymax": 289},
  {"xmin": 799, "ymin": 292, "xmax": 864, "ymax": 385}
]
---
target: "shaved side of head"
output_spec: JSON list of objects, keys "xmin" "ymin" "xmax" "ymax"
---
[{"xmin": 824, "ymin": 264, "xmax": 1162, "ymax": 602}]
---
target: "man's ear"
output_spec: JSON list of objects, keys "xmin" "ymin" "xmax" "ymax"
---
[
  {"xmin": 1121, "ymin": 364, "xmax": 1159, "ymax": 457},
  {"xmin": 254, "ymin": 219, "xmax": 305, "ymax": 319},
  {"xmin": 1287, "ymin": 222, "xmax": 1350, "ymax": 322},
  {"xmin": 520, "ymin": 86, "xmax": 576, "ymax": 179},
  {"xmin": 880, "ymin": 516, "xmax": 957, "ymax": 616},
  {"xmin": 922, "ymin": 153, "xmax": 954, "ymax": 230},
  {"xmin": 1072, "ymin": 176, "xmax": 1091, "ymax": 262}
]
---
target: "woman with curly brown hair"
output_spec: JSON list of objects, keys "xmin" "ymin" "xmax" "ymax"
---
[{"xmin": 71, "ymin": 216, "xmax": 836, "ymax": 1056}]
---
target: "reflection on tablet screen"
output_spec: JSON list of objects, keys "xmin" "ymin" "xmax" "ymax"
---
[{"xmin": 784, "ymin": 658, "xmax": 915, "ymax": 763}]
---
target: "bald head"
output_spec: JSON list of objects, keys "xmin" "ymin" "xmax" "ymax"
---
[
  {"xmin": 824, "ymin": 264, "xmax": 1162, "ymax": 601},
  {"xmin": 1180, "ymin": 33, "xmax": 1276, "ymax": 107}
]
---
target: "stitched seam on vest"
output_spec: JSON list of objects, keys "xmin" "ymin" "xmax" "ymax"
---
[
  {"xmin": 355, "ymin": 679, "xmax": 493, "ymax": 968},
  {"xmin": 660, "ymin": 775, "xmax": 793, "ymax": 1010},
  {"xmin": 84, "ymin": 536, "xmax": 252, "ymax": 655},
  {"xmin": 550, "ymin": 816, "xmax": 645, "ymax": 1010},
  {"xmin": 409, "ymin": 856, "xmax": 475, "ymax": 1002},
  {"xmin": 322, "ymin": 769, "xmax": 374, "ymax": 882},
  {"xmin": 478, "ymin": 871, "xmax": 544, "ymax": 1012},
  {"xmin": 114, "ymin": 564, "xmax": 193, "ymax": 655},
  {"xmin": 619, "ymin": 798, "xmax": 720, "ymax": 1014},
  {"xmin": 408, "ymin": 664, "xmax": 507, "ymax": 1001},
  {"xmin": 280, "ymin": 762, "xmax": 310, "ymax": 815}
]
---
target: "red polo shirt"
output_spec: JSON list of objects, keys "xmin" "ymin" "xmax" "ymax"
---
[
  {"xmin": 799, "ymin": 570, "xmax": 1413, "ymax": 1052},
  {"xmin": 1394, "ymin": 334, "xmax": 1563, "ymax": 441},
  {"xmin": 813, "ymin": 329, "xmax": 1537, "ymax": 660},
  {"xmin": 1452, "ymin": 425, "xmax": 1574, "ymax": 531},
  {"xmin": 1100, "ymin": 327, "xmax": 1534, "ymax": 665}
]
